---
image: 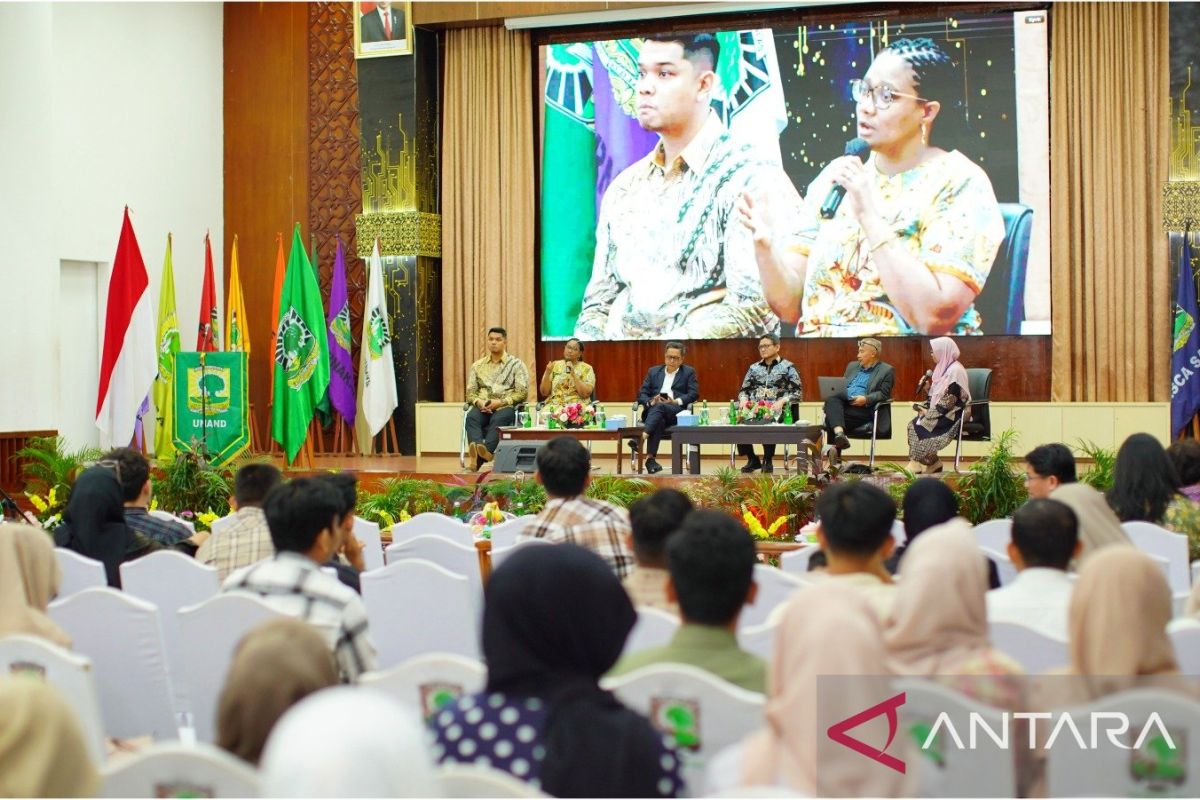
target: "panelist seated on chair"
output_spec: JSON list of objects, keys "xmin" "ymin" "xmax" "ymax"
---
[
  {"xmin": 823, "ymin": 337, "xmax": 894, "ymax": 452},
  {"xmin": 905, "ymin": 336, "xmax": 969, "ymax": 475},
  {"xmin": 539, "ymin": 337, "xmax": 595, "ymax": 406},
  {"xmin": 636, "ymin": 341, "xmax": 699, "ymax": 474},
  {"xmin": 465, "ymin": 326, "xmax": 529, "ymax": 471},
  {"xmin": 736, "ymin": 333, "xmax": 802, "ymax": 474}
]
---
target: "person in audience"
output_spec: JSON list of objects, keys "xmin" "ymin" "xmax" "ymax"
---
[
  {"xmin": 611, "ymin": 509, "xmax": 765, "ymax": 692},
  {"xmin": 315, "ymin": 472, "xmax": 366, "ymax": 593},
  {"xmin": 1169, "ymin": 438, "xmax": 1200, "ymax": 502},
  {"xmin": 1023, "ymin": 442, "xmax": 1077, "ymax": 498},
  {"xmin": 519, "ymin": 436, "xmax": 634, "ymax": 578},
  {"xmin": 261, "ymin": 687, "xmax": 439, "ymax": 798},
  {"xmin": 708, "ymin": 582, "xmax": 909, "ymax": 796},
  {"xmin": 0, "ymin": 677, "xmax": 99, "ymax": 797},
  {"xmin": 905, "ymin": 336, "xmax": 969, "ymax": 474},
  {"xmin": 106, "ymin": 447, "xmax": 195, "ymax": 547},
  {"xmin": 822, "ymin": 338, "xmax": 895, "ymax": 452},
  {"xmin": 222, "ymin": 477, "xmax": 376, "ymax": 681},
  {"xmin": 736, "ymin": 334, "xmax": 803, "ymax": 473},
  {"xmin": 622, "ymin": 488, "xmax": 692, "ymax": 613},
  {"xmin": 1108, "ymin": 432, "xmax": 1200, "ymax": 559},
  {"xmin": 54, "ymin": 463, "xmax": 143, "ymax": 587},
  {"xmin": 887, "ymin": 478, "xmax": 1002, "ymax": 588},
  {"xmin": 635, "ymin": 341, "xmax": 700, "ymax": 474},
  {"xmin": 465, "ymin": 326, "xmax": 530, "ymax": 471},
  {"xmin": 196, "ymin": 463, "xmax": 282, "ymax": 581},
  {"xmin": 1050, "ymin": 481, "xmax": 1129, "ymax": 560},
  {"xmin": 0, "ymin": 524, "xmax": 70, "ymax": 647},
  {"xmin": 430, "ymin": 544, "xmax": 683, "ymax": 796},
  {"xmin": 810, "ymin": 480, "xmax": 897, "ymax": 618},
  {"xmin": 540, "ymin": 337, "xmax": 595, "ymax": 406},
  {"xmin": 217, "ymin": 618, "xmax": 339, "ymax": 766},
  {"xmin": 986, "ymin": 499, "xmax": 1080, "ymax": 640}
]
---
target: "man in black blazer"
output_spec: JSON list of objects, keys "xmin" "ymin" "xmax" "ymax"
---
[
  {"xmin": 824, "ymin": 338, "xmax": 895, "ymax": 451},
  {"xmin": 636, "ymin": 341, "xmax": 700, "ymax": 474},
  {"xmin": 360, "ymin": 2, "xmax": 405, "ymax": 44}
]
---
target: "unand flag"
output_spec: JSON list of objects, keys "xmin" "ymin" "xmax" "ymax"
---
[
  {"xmin": 225, "ymin": 235, "xmax": 250, "ymax": 353},
  {"xmin": 152, "ymin": 234, "xmax": 181, "ymax": 459},
  {"xmin": 355, "ymin": 238, "xmax": 398, "ymax": 453}
]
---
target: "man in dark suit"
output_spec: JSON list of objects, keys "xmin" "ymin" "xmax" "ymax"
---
[
  {"xmin": 636, "ymin": 341, "xmax": 700, "ymax": 474},
  {"xmin": 824, "ymin": 338, "xmax": 894, "ymax": 451},
  {"xmin": 360, "ymin": 2, "xmax": 405, "ymax": 44}
]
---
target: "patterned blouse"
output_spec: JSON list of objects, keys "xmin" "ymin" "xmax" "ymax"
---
[
  {"xmin": 544, "ymin": 360, "xmax": 596, "ymax": 406},
  {"xmin": 466, "ymin": 354, "xmax": 530, "ymax": 407},
  {"xmin": 788, "ymin": 150, "xmax": 1004, "ymax": 337},
  {"xmin": 738, "ymin": 357, "xmax": 803, "ymax": 404}
]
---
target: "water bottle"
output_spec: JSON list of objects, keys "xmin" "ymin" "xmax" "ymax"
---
[
  {"xmin": 597, "ymin": 405, "xmax": 606, "ymax": 429},
  {"xmin": 783, "ymin": 403, "xmax": 793, "ymax": 425},
  {"xmin": 523, "ymin": 408, "xmax": 532, "ymax": 428},
  {"xmin": 728, "ymin": 399, "xmax": 737, "ymax": 425},
  {"xmin": 701, "ymin": 400, "xmax": 709, "ymax": 426}
]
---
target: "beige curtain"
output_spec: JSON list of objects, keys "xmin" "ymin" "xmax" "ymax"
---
[
  {"xmin": 441, "ymin": 26, "xmax": 536, "ymax": 402},
  {"xmin": 1050, "ymin": 2, "xmax": 1170, "ymax": 401}
]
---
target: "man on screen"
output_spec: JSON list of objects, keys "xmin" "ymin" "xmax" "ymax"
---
[{"xmin": 573, "ymin": 33, "xmax": 781, "ymax": 341}]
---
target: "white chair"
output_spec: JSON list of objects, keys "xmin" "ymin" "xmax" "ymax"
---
[
  {"xmin": 361, "ymin": 559, "xmax": 481, "ymax": 667},
  {"xmin": 1170, "ymin": 623, "xmax": 1200, "ymax": 675},
  {"xmin": 1045, "ymin": 688, "xmax": 1200, "ymax": 797},
  {"xmin": 360, "ymin": 652, "xmax": 487, "ymax": 720},
  {"xmin": 739, "ymin": 565, "xmax": 803, "ymax": 629},
  {"xmin": 972, "ymin": 519, "xmax": 1012, "ymax": 552},
  {"xmin": 390, "ymin": 511, "xmax": 473, "ymax": 543},
  {"xmin": 149, "ymin": 508, "xmax": 196, "ymax": 534},
  {"xmin": 439, "ymin": 763, "xmax": 548, "ymax": 798},
  {"xmin": 488, "ymin": 516, "xmax": 531, "ymax": 549},
  {"xmin": 988, "ymin": 621, "xmax": 1069, "ymax": 674},
  {"xmin": 779, "ymin": 544, "xmax": 821, "ymax": 578},
  {"xmin": 385, "ymin": 535, "xmax": 482, "ymax": 589},
  {"xmin": 353, "ymin": 516, "xmax": 384, "ymax": 572},
  {"xmin": 176, "ymin": 593, "xmax": 289, "ymax": 744},
  {"xmin": 891, "ymin": 519, "xmax": 907, "ymax": 547},
  {"xmin": 979, "ymin": 545, "xmax": 1018, "ymax": 586},
  {"xmin": 0, "ymin": 634, "xmax": 106, "ymax": 764},
  {"xmin": 54, "ymin": 547, "xmax": 106, "ymax": 596},
  {"xmin": 602, "ymin": 663, "xmax": 765, "ymax": 796},
  {"xmin": 99, "ymin": 742, "xmax": 262, "ymax": 797},
  {"xmin": 120, "ymin": 551, "xmax": 221, "ymax": 717},
  {"xmin": 739, "ymin": 621, "xmax": 778, "ymax": 662},
  {"xmin": 490, "ymin": 537, "xmax": 555, "ymax": 573},
  {"xmin": 621, "ymin": 607, "xmax": 681, "ymax": 658},
  {"xmin": 1123, "ymin": 521, "xmax": 1191, "ymax": 595},
  {"xmin": 893, "ymin": 678, "xmax": 1017, "ymax": 798},
  {"xmin": 48, "ymin": 587, "xmax": 178, "ymax": 741}
]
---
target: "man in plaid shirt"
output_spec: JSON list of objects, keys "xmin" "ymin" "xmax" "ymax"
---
[
  {"xmin": 197, "ymin": 464, "xmax": 281, "ymax": 581},
  {"xmin": 517, "ymin": 437, "xmax": 634, "ymax": 578}
]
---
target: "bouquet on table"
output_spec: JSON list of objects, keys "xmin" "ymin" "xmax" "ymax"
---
[
  {"xmin": 741, "ymin": 504, "xmax": 791, "ymax": 540},
  {"xmin": 737, "ymin": 398, "xmax": 777, "ymax": 423},
  {"xmin": 469, "ymin": 502, "xmax": 513, "ymax": 539},
  {"xmin": 544, "ymin": 402, "xmax": 598, "ymax": 429}
]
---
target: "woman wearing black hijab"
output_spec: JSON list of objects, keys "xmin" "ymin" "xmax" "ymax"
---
[
  {"xmin": 54, "ymin": 464, "xmax": 142, "ymax": 588},
  {"xmin": 429, "ymin": 544, "xmax": 682, "ymax": 797}
]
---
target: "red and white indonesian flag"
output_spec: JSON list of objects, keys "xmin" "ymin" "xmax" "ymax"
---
[{"xmin": 95, "ymin": 208, "xmax": 157, "ymax": 447}]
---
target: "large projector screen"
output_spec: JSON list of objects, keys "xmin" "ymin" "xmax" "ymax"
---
[{"xmin": 538, "ymin": 10, "xmax": 1050, "ymax": 341}]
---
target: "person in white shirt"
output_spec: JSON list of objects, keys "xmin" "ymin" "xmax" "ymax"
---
[{"xmin": 986, "ymin": 498, "xmax": 1080, "ymax": 641}]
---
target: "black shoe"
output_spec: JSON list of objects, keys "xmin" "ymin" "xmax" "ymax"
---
[
  {"xmin": 833, "ymin": 433, "xmax": 851, "ymax": 451},
  {"xmin": 645, "ymin": 458, "xmax": 663, "ymax": 474},
  {"xmin": 740, "ymin": 459, "xmax": 762, "ymax": 473},
  {"xmin": 762, "ymin": 459, "xmax": 774, "ymax": 473}
]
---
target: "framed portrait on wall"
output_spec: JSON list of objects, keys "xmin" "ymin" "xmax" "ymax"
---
[{"xmin": 354, "ymin": 1, "xmax": 412, "ymax": 58}]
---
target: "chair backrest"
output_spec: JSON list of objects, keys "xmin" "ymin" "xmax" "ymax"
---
[
  {"xmin": 359, "ymin": 652, "xmax": 487, "ymax": 720},
  {"xmin": 974, "ymin": 202, "xmax": 1033, "ymax": 335},
  {"xmin": 1123, "ymin": 521, "xmax": 1191, "ymax": 594},
  {"xmin": 390, "ymin": 512, "xmax": 473, "ymax": 543},
  {"xmin": 361, "ymin": 559, "xmax": 481, "ymax": 668},
  {"xmin": 1045, "ymin": 688, "xmax": 1200, "ymax": 797},
  {"xmin": 978, "ymin": 545, "xmax": 1018, "ymax": 587},
  {"xmin": 176, "ymin": 592, "xmax": 290, "ymax": 743},
  {"xmin": 488, "ymin": 516, "xmax": 532, "ymax": 549},
  {"xmin": 490, "ymin": 537, "xmax": 555, "ymax": 573},
  {"xmin": 99, "ymin": 742, "xmax": 262, "ymax": 798},
  {"xmin": 738, "ymin": 621, "xmax": 778, "ymax": 662},
  {"xmin": 972, "ymin": 519, "xmax": 1012, "ymax": 553},
  {"xmin": 890, "ymin": 519, "xmax": 907, "ymax": 547},
  {"xmin": 894, "ymin": 678, "xmax": 1017, "ymax": 798},
  {"xmin": 988, "ymin": 621, "xmax": 1069, "ymax": 674},
  {"xmin": 1171, "ymin": 624, "xmax": 1200, "ymax": 675},
  {"xmin": 602, "ymin": 663, "xmax": 766, "ymax": 796},
  {"xmin": 54, "ymin": 547, "xmax": 107, "ymax": 596},
  {"xmin": 385, "ymin": 534, "xmax": 482, "ymax": 587},
  {"xmin": 621, "ymin": 606, "xmax": 681, "ymax": 658},
  {"xmin": 739, "ymin": 564, "xmax": 803, "ymax": 629},
  {"xmin": 778, "ymin": 544, "xmax": 821, "ymax": 578},
  {"xmin": 438, "ymin": 764, "xmax": 549, "ymax": 798},
  {"xmin": 353, "ymin": 516, "xmax": 385, "ymax": 572},
  {"xmin": 48, "ymin": 587, "xmax": 178, "ymax": 741},
  {"xmin": 149, "ymin": 508, "xmax": 196, "ymax": 534},
  {"xmin": 963, "ymin": 369, "xmax": 993, "ymax": 438}
]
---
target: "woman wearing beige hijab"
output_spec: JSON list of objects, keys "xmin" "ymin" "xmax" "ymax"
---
[
  {"xmin": 0, "ymin": 524, "xmax": 71, "ymax": 648},
  {"xmin": 216, "ymin": 617, "xmax": 339, "ymax": 765},
  {"xmin": 0, "ymin": 676, "xmax": 99, "ymax": 797},
  {"xmin": 1048, "ymin": 481, "xmax": 1130, "ymax": 561}
]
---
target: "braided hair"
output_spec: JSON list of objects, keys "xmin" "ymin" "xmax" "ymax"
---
[{"xmin": 881, "ymin": 37, "xmax": 965, "ymax": 145}]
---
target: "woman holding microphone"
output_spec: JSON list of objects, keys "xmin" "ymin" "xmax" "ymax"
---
[{"xmin": 540, "ymin": 338, "xmax": 595, "ymax": 405}]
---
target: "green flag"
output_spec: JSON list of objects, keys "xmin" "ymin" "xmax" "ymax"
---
[
  {"xmin": 153, "ymin": 234, "xmax": 181, "ymax": 460},
  {"xmin": 310, "ymin": 234, "xmax": 333, "ymax": 428},
  {"xmin": 271, "ymin": 224, "xmax": 331, "ymax": 462}
]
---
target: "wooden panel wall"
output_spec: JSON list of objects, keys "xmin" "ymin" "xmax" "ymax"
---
[
  {"xmin": 224, "ymin": 3, "xmax": 311, "ymax": 442},
  {"xmin": 0, "ymin": 430, "xmax": 56, "ymax": 494}
]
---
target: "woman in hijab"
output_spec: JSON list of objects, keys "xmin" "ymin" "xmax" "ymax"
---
[
  {"xmin": 217, "ymin": 618, "xmax": 339, "ymax": 765},
  {"xmin": 53, "ymin": 464, "xmax": 135, "ymax": 587},
  {"xmin": 886, "ymin": 479, "xmax": 1001, "ymax": 587},
  {"xmin": 905, "ymin": 336, "xmax": 971, "ymax": 474},
  {"xmin": 260, "ymin": 687, "xmax": 438, "ymax": 798},
  {"xmin": 430, "ymin": 543, "xmax": 683, "ymax": 798},
  {"xmin": 0, "ymin": 524, "xmax": 71, "ymax": 647},
  {"xmin": 1050, "ymin": 481, "xmax": 1130, "ymax": 562},
  {"xmin": 0, "ymin": 676, "xmax": 99, "ymax": 797}
]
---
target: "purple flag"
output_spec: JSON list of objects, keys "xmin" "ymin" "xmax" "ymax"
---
[
  {"xmin": 326, "ymin": 240, "xmax": 357, "ymax": 424},
  {"xmin": 592, "ymin": 43, "xmax": 658, "ymax": 213}
]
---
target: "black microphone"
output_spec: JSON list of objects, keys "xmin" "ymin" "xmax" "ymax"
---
[
  {"xmin": 916, "ymin": 369, "xmax": 933, "ymax": 395},
  {"xmin": 819, "ymin": 138, "xmax": 871, "ymax": 219}
]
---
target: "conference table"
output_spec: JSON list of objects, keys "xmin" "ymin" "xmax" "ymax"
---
[
  {"xmin": 667, "ymin": 423, "xmax": 825, "ymax": 475},
  {"xmin": 497, "ymin": 425, "xmax": 646, "ymax": 474}
]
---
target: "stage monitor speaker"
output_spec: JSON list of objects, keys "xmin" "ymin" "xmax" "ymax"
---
[{"xmin": 492, "ymin": 440, "xmax": 549, "ymax": 473}]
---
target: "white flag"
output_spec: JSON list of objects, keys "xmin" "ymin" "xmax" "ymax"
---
[{"xmin": 355, "ymin": 239, "xmax": 398, "ymax": 453}]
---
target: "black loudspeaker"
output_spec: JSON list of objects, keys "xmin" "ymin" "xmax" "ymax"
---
[{"xmin": 492, "ymin": 440, "xmax": 549, "ymax": 473}]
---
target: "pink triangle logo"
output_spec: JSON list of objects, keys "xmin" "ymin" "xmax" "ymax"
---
[{"xmin": 826, "ymin": 691, "xmax": 907, "ymax": 774}]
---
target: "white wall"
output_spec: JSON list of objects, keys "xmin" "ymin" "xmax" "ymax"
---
[{"xmin": 0, "ymin": 2, "xmax": 223, "ymax": 446}]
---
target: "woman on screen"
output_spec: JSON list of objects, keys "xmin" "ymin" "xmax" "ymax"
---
[
  {"xmin": 905, "ymin": 336, "xmax": 970, "ymax": 474},
  {"xmin": 739, "ymin": 37, "xmax": 1005, "ymax": 337}
]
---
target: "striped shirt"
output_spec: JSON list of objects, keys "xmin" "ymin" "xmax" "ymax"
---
[
  {"xmin": 518, "ymin": 497, "xmax": 634, "ymax": 578},
  {"xmin": 124, "ymin": 507, "xmax": 192, "ymax": 546},
  {"xmin": 195, "ymin": 506, "xmax": 275, "ymax": 581}
]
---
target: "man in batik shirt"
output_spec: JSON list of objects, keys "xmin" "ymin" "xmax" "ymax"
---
[{"xmin": 736, "ymin": 334, "xmax": 802, "ymax": 473}]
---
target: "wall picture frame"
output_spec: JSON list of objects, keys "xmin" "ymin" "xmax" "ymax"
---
[{"xmin": 354, "ymin": 1, "xmax": 412, "ymax": 58}]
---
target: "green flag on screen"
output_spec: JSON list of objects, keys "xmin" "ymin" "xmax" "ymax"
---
[
  {"xmin": 152, "ymin": 235, "xmax": 181, "ymax": 460},
  {"xmin": 271, "ymin": 224, "xmax": 330, "ymax": 462}
]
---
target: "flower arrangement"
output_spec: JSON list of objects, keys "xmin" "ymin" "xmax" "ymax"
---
[
  {"xmin": 544, "ymin": 402, "xmax": 598, "ymax": 429},
  {"xmin": 469, "ymin": 501, "xmax": 512, "ymax": 539},
  {"xmin": 741, "ymin": 504, "xmax": 790, "ymax": 540},
  {"xmin": 737, "ymin": 399, "xmax": 777, "ymax": 423},
  {"xmin": 26, "ymin": 487, "xmax": 64, "ymax": 530}
]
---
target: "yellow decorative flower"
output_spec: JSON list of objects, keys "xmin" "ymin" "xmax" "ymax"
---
[
  {"xmin": 47, "ymin": 487, "xmax": 58, "ymax": 508},
  {"xmin": 398, "ymin": 508, "xmax": 412, "ymax": 522},
  {"xmin": 197, "ymin": 510, "xmax": 219, "ymax": 531},
  {"xmin": 377, "ymin": 510, "xmax": 395, "ymax": 532},
  {"xmin": 26, "ymin": 493, "xmax": 47, "ymax": 514},
  {"xmin": 482, "ymin": 501, "xmax": 504, "ymax": 524}
]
